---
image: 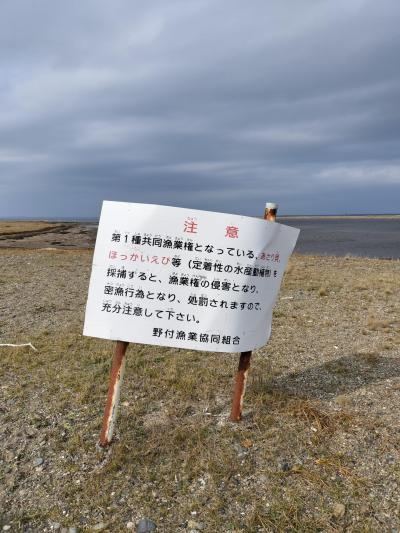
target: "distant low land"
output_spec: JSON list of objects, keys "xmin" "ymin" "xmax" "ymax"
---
[
  {"xmin": 0, "ymin": 220, "xmax": 97, "ymax": 249},
  {"xmin": 0, "ymin": 221, "xmax": 60, "ymax": 235}
]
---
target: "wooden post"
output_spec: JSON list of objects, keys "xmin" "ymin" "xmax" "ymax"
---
[
  {"xmin": 229, "ymin": 202, "xmax": 278, "ymax": 421},
  {"xmin": 99, "ymin": 340, "xmax": 129, "ymax": 446}
]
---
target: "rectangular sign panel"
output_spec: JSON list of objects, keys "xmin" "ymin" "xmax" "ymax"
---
[{"xmin": 83, "ymin": 201, "xmax": 299, "ymax": 352}]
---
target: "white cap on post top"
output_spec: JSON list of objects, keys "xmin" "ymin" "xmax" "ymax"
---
[{"xmin": 265, "ymin": 202, "xmax": 278, "ymax": 209}]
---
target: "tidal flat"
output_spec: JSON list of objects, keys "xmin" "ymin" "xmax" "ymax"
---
[{"xmin": 0, "ymin": 224, "xmax": 399, "ymax": 531}]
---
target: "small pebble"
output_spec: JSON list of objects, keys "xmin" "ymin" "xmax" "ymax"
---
[
  {"xmin": 280, "ymin": 460, "xmax": 291, "ymax": 472},
  {"xmin": 93, "ymin": 523, "xmax": 106, "ymax": 531},
  {"xmin": 332, "ymin": 503, "xmax": 346, "ymax": 518},
  {"xmin": 33, "ymin": 457, "xmax": 44, "ymax": 467},
  {"xmin": 3, "ymin": 526, "xmax": 11, "ymax": 531},
  {"xmin": 26, "ymin": 425, "xmax": 37, "ymax": 436},
  {"xmin": 126, "ymin": 523, "xmax": 134, "ymax": 530},
  {"xmin": 187, "ymin": 521, "xmax": 205, "ymax": 530},
  {"xmin": 137, "ymin": 518, "xmax": 156, "ymax": 532}
]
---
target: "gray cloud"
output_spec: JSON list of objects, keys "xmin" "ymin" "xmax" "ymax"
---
[{"xmin": 0, "ymin": 0, "xmax": 399, "ymax": 217}]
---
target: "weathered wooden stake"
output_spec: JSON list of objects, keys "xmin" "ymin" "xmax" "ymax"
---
[
  {"xmin": 229, "ymin": 202, "xmax": 278, "ymax": 421},
  {"xmin": 99, "ymin": 340, "xmax": 129, "ymax": 446}
]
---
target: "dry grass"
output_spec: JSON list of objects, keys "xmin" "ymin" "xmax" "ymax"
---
[
  {"xmin": 0, "ymin": 250, "xmax": 399, "ymax": 532},
  {"xmin": 0, "ymin": 221, "xmax": 60, "ymax": 235},
  {"xmin": 353, "ymin": 350, "xmax": 380, "ymax": 364},
  {"xmin": 366, "ymin": 316, "xmax": 392, "ymax": 331}
]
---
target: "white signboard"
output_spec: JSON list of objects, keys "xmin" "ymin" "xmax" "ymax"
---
[{"xmin": 83, "ymin": 201, "xmax": 299, "ymax": 353}]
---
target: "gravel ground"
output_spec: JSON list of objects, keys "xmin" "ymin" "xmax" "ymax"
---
[{"xmin": 0, "ymin": 248, "xmax": 399, "ymax": 532}]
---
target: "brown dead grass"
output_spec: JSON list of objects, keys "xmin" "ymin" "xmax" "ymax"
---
[
  {"xmin": 0, "ymin": 221, "xmax": 60, "ymax": 235},
  {"xmin": 367, "ymin": 316, "xmax": 392, "ymax": 331}
]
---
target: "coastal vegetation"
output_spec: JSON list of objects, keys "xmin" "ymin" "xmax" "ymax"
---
[{"xmin": 1, "ymin": 248, "xmax": 399, "ymax": 531}]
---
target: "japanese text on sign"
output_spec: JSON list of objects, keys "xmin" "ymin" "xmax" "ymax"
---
[{"xmin": 83, "ymin": 202, "xmax": 299, "ymax": 353}]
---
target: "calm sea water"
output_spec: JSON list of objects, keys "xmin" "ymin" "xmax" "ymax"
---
[{"xmin": 281, "ymin": 218, "xmax": 400, "ymax": 259}]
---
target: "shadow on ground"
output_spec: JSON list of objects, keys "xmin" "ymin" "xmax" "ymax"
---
[{"xmin": 259, "ymin": 355, "xmax": 400, "ymax": 400}]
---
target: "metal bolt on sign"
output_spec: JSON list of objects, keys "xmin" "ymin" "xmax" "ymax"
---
[{"xmin": 99, "ymin": 202, "xmax": 279, "ymax": 445}]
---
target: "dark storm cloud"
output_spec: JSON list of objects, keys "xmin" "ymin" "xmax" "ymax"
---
[{"xmin": 0, "ymin": 0, "xmax": 399, "ymax": 217}]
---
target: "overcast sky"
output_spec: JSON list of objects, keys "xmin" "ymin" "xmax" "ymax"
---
[{"xmin": 1, "ymin": 0, "xmax": 399, "ymax": 217}]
